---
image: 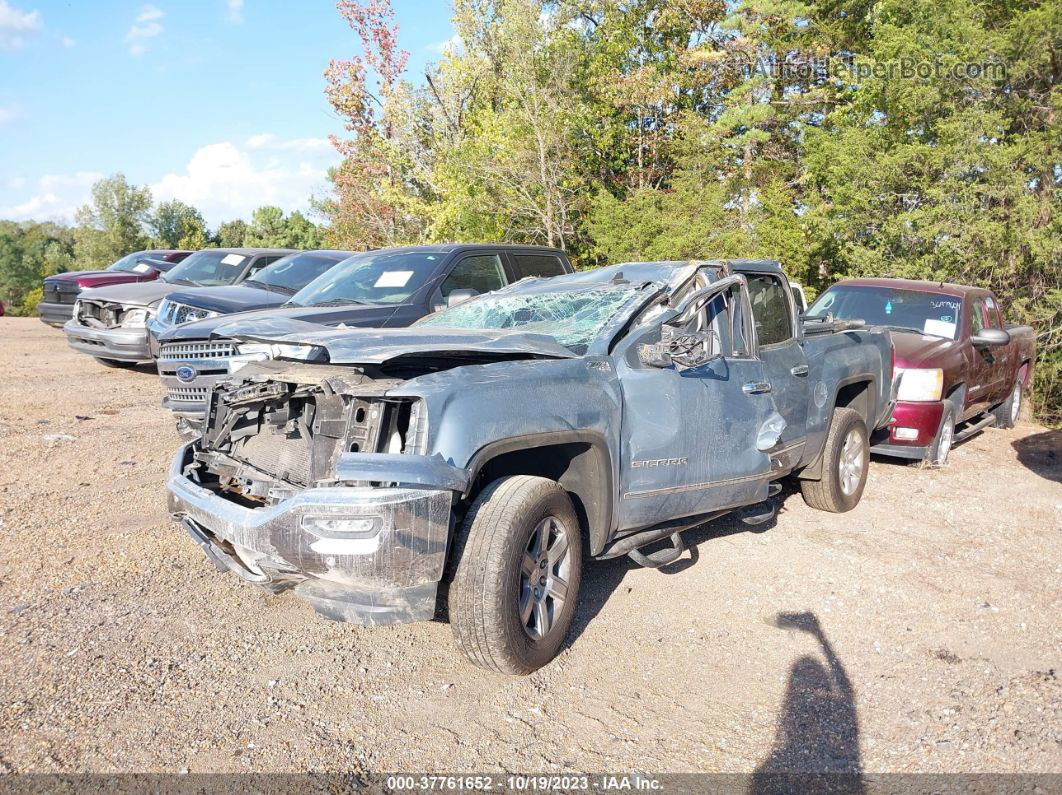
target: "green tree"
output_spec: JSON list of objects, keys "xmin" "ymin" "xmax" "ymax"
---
[
  {"xmin": 245, "ymin": 206, "xmax": 324, "ymax": 249},
  {"xmin": 73, "ymin": 173, "xmax": 152, "ymax": 268},
  {"xmin": 150, "ymin": 200, "xmax": 207, "ymax": 249},
  {"xmin": 0, "ymin": 220, "xmax": 76, "ymax": 314},
  {"xmin": 214, "ymin": 219, "xmax": 249, "ymax": 248}
]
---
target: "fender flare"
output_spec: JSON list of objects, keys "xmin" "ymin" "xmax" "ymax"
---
[{"xmin": 465, "ymin": 430, "xmax": 616, "ymax": 556}]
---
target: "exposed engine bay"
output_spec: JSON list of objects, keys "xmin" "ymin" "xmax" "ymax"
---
[{"xmin": 187, "ymin": 360, "xmax": 424, "ymax": 505}]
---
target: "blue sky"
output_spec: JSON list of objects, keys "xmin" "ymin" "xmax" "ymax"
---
[{"xmin": 0, "ymin": 0, "xmax": 456, "ymax": 227}]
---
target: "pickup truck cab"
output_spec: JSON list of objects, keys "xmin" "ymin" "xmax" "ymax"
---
[
  {"xmin": 806, "ymin": 278, "xmax": 1035, "ymax": 464},
  {"xmin": 38, "ymin": 249, "xmax": 191, "ymax": 327},
  {"xmin": 167, "ymin": 259, "xmax": 893, "ymax": 673},
  {"xmin": 63, "ymin": 248, "xmax": 295, "ymax": 368},
  {"xmin": 155, "ymin": 244, "xmax": 571, "ymax": 424}
]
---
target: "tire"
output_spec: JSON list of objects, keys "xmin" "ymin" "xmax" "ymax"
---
[
  {"xmin": 94, "ymin": 357, "xmax": 137, "ymax": 369},
  {"xmin": 449, "ymin": 475, "xmax": 582, "ymax": 675},
  {"xmin": 926, "ymin": 403, "xmax": 956, "ymax": 466},
  {"xmin": 991, "ymin": 376, "xmax": 1023, "ymax": 430},
  {"xmin": 800, "ymin": 407, "xmax": 869, "ymax": 513}
]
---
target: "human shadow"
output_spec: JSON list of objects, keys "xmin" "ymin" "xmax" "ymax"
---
[
  {"xmin": 751, "ymin": 611, "xmax": 864, "ymax": 794},
  {"xmin": 1011, "ymin": 430, "xmax": 1062, "ymax": 483}
]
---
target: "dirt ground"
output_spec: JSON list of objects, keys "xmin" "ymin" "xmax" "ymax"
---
[{"xmin": 0, "ymin": 316, "xmax": 1058, "ymax": 776}]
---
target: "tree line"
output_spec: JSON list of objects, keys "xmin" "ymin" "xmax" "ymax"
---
[
  {"xmin": 0, "ymin": 173, "xmax": 325, "ymax": 317},
  {"xmin": 317, "ymin": 0, "xmax": 1060, "ymax": 424}
]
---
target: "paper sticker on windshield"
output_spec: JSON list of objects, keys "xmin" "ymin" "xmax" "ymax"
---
[
  {"xmin": 923, "ymin": 318, "xmax": 956, "ymax": 337},
  {"xmin": 375, "ymin": 270, "xmax": 414, "ymax": 288},
  {"xmin": 132, "ymin": 263, "xmax": 152, "ymax": 273},
  {"xmin": 221, "ymin": 254, "xmax": 246, "ymax": 266}
]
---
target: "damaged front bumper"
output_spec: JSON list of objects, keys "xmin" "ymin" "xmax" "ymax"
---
[
  {"xmin": 64, "ymin": 318, "xmax": 151, "ymax": 361},
  {"xmin": 167, "ymin": 444, "xmax": 468, "ymax": 625}
]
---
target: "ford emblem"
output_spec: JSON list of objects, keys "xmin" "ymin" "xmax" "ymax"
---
[{"xmin": 175, "ymin": 366, "xmax": 196, "ymax": 383}]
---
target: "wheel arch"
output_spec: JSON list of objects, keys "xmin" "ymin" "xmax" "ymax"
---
[
  {"xmin": 799, "ymin": 374, "xmax": 876, "ymax": 480},
  {"xmin": 465, "ymin": 432, "xmax": 615, "ymax": 556}
]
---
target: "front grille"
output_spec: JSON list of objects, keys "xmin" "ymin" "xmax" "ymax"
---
[
  {"xmin": 44, "ymin": 282, "xmax": 79, "ymax": 304},
  {"xmin": 159, "ymin": 341, "xmax": 237, "ymax": 360},
  {"xmin": 159, "ymin": 301, "xmax": 211, "ymax": 326},
  {"xmin": 167, "ymin": 386, "xmax": 210, "ymax": 402}
]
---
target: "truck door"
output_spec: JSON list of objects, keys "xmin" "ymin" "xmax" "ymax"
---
[
  {"xmin": 977, "ymin": 295, "xmax": 1011, "ymax": 404},
  {"xmin": 617, "ymin": 277, "xmax": 783, "ymax": 532},
  {"xmin": 964, "ymin": 297, "xmax": 999, "ymax": 415},
  {"xmin": 745, "ymin": 272, "xmax": 809, "ymax": 461}
]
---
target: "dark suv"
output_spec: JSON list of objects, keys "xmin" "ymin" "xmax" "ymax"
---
[{"xmin": 155, "ymin": 244, "xmax": 573, "ymax": 422}]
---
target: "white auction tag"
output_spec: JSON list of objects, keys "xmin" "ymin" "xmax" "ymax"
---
[
  {"xmin": 133, "ymin": 263, "xmax": 152, "ymax": 273},
  {"xmin": 923, "ymin": 318, "xmax": 956, "ymax": 338},
  {"xmin": 221, "ymin": 253, "xmax": 246, "ymax": 266},
  {"xmin": 374, "ymin": 270, "xmax": 414, "ymax": 288}
]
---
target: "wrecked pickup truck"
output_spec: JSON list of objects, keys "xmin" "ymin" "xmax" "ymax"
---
[{"xmin": 167, "ymin": 260, "xmax": 894, "ymax": 674}]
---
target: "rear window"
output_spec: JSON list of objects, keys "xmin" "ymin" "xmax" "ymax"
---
[{"xmin": 514, "ymin": 254, "xmax": 567, "ymax": 279}]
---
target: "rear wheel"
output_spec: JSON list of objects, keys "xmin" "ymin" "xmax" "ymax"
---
[
  {"xmin": 991, "ymin": 377, "xmax": 1023, "ymax": 430},
  {"xmin": 94, "ymin": 357, "xmax": 137, "ymax": 369},
  {"xmin": 926, "ymin": 403, "xmax": 956, "ymax": 466},
  {"xmin": 800, "ymin": 407, "xmax": 868, "ymax": 513},
  {"xmin": 449, "ymin": 475, "xmax": 582, "ymax": 675}
]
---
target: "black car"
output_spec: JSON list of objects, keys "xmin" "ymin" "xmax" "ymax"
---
[
  {"xmin": 146, "ymin": 249, "xmax": 355, "ymax": 350},
  {"xmin": 155, "ymin": 244, "xmax": 573, "ymax": 422}
]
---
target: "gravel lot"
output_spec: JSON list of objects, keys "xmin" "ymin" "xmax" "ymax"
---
[{"xmin": 0, "ymin": 316, "xmax": 1059, "ymax": 775}]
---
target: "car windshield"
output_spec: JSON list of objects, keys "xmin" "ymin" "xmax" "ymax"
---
[
  {"xmin": 415, "ymin": 284, "xmax": 643, "ymax": 354},
  {"xmin": 807, "ymin": 285, "xmax": 963, "ymax": 340},
  {"xmin": 162, "ymin": 251, "xmax": 249, "ymax": 287},
  {"xmin": 107, "ymin": 252, "xmax": 156, "ymax": 274},
  {"xmin": 246, "ymin": 253, "xmax": 345, "ymax": 294},
  {"xmin": 291, "ymin": 251, "xmax": 447, "ymax": 306}
]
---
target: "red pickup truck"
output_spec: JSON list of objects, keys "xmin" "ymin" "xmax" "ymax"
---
[{"xmin": 806, "ymin": 278, "xmax": 1035, "ymax": 465}]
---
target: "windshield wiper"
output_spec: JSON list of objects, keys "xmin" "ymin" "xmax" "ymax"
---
[
  {"xmin": 884, "ymin": 324, "xmax": 929, "ymax": 335},
  {"xmin": 165, "ymin": 277, "xmax": 196, "ymax": 286},
  {"xmin": 245, "ymin": 281, "xmax": 296, "ymax": 295},
  {"xmin": 311, "ymin": 298, "xmax": 369, "ymax": 307}
]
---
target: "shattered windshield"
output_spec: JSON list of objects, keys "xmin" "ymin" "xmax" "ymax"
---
[{"xmin": 415, "ymin": 284, "xmax": 643, "ymax": 354}]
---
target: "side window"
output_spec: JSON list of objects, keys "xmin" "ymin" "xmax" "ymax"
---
[
  {"xmin": 247, "ymin": 256, "xmax": 281, "ymax": 277},
  {"xmin": 513, "ymin": 254, "xmax": 566, "ymax": 279},
  {"xmin": 969, "ymin": 299, "xmax": 986, "ymax": 335},
  {"xmin": 980, "ymin": 297, "xmax": 1000, "ymax": 329},
  {"xmin": 745, "ymin": 274, "xmax": 794, "ymax": 346},
  {"xmin": 440, "ymin": 254, "xmax": 506, "ymax": 299}
]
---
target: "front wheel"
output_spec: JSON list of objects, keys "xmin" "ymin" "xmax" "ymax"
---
[
  {"xmin": 800, "ymin": 407, "xmax": 869, "ymax": 513},
  {"xmin": 449, "ymin": 476, "xmax": 582, "ymax": 675},
  {"xmin": 926, "ymin": 403, "xmax": 956, "ymax": 466}
]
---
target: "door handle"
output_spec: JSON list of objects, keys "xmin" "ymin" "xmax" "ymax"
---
[
  {"xmin": 790, "ymin": 364, "xmax": 810, "ymax": 376},
  {"xmin": 743, "ymin": 381, "xmax": 772, "ymax": 395}
]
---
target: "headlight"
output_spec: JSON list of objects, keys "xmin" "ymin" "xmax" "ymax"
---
[
  {"xmin": 896, "ymin": 368, "xmax": 943, "ymax": 401},
  {"xmin": 120, "ymin": 308, "xmax": 150, "ymax": 328},
  {"xmin": 236, "ymin": 342, "xmax": 321, "ymax": 361}
]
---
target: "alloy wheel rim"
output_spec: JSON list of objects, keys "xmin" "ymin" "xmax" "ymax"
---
[
  {"xmin": 938, "ymin": 420, "xmax": 954, "ymax": 463},
  {"xmin": 839, "ymin": 428, "xmax": 865, "ymax": 496},
  {"xmin": 518, "ymin": 515, "xmax": 572, "ymax": 640},
  {"xmin": 1010, "ymin": 384, "xmax": 1021, "ymax": 424}
]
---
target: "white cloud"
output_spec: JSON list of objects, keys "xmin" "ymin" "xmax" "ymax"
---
[
  {"xmin": 61, "ymin": 35, "xmax": 73, "ymax": 47},
  {"xmin": 0, "ymin": 171, "xmax": 103, "ymax": 223},
  {"xmin": 150, "ymin": 137, "xmax": 338, "ymax": 226},
  {"xmin": 245, "ymin": 133, "xmax": 331, "ymax": 153},
  {"xmin": 126, "ymin": 4, "xmax": 164, "ymax": 56},
  {"xmin": 226, "ymin": 0, "xmax": 244, "ymax": 24},
  {"xmin": 0, "ymin": 0, "xmax": 42, "ymax": 50},
  {"xmin": 425, "ymin": 34, "xmax": 462, "ymax": 56},
  {"xmin": 0, "ymin": 104, "xmax": 19, "ymax": 126}
]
